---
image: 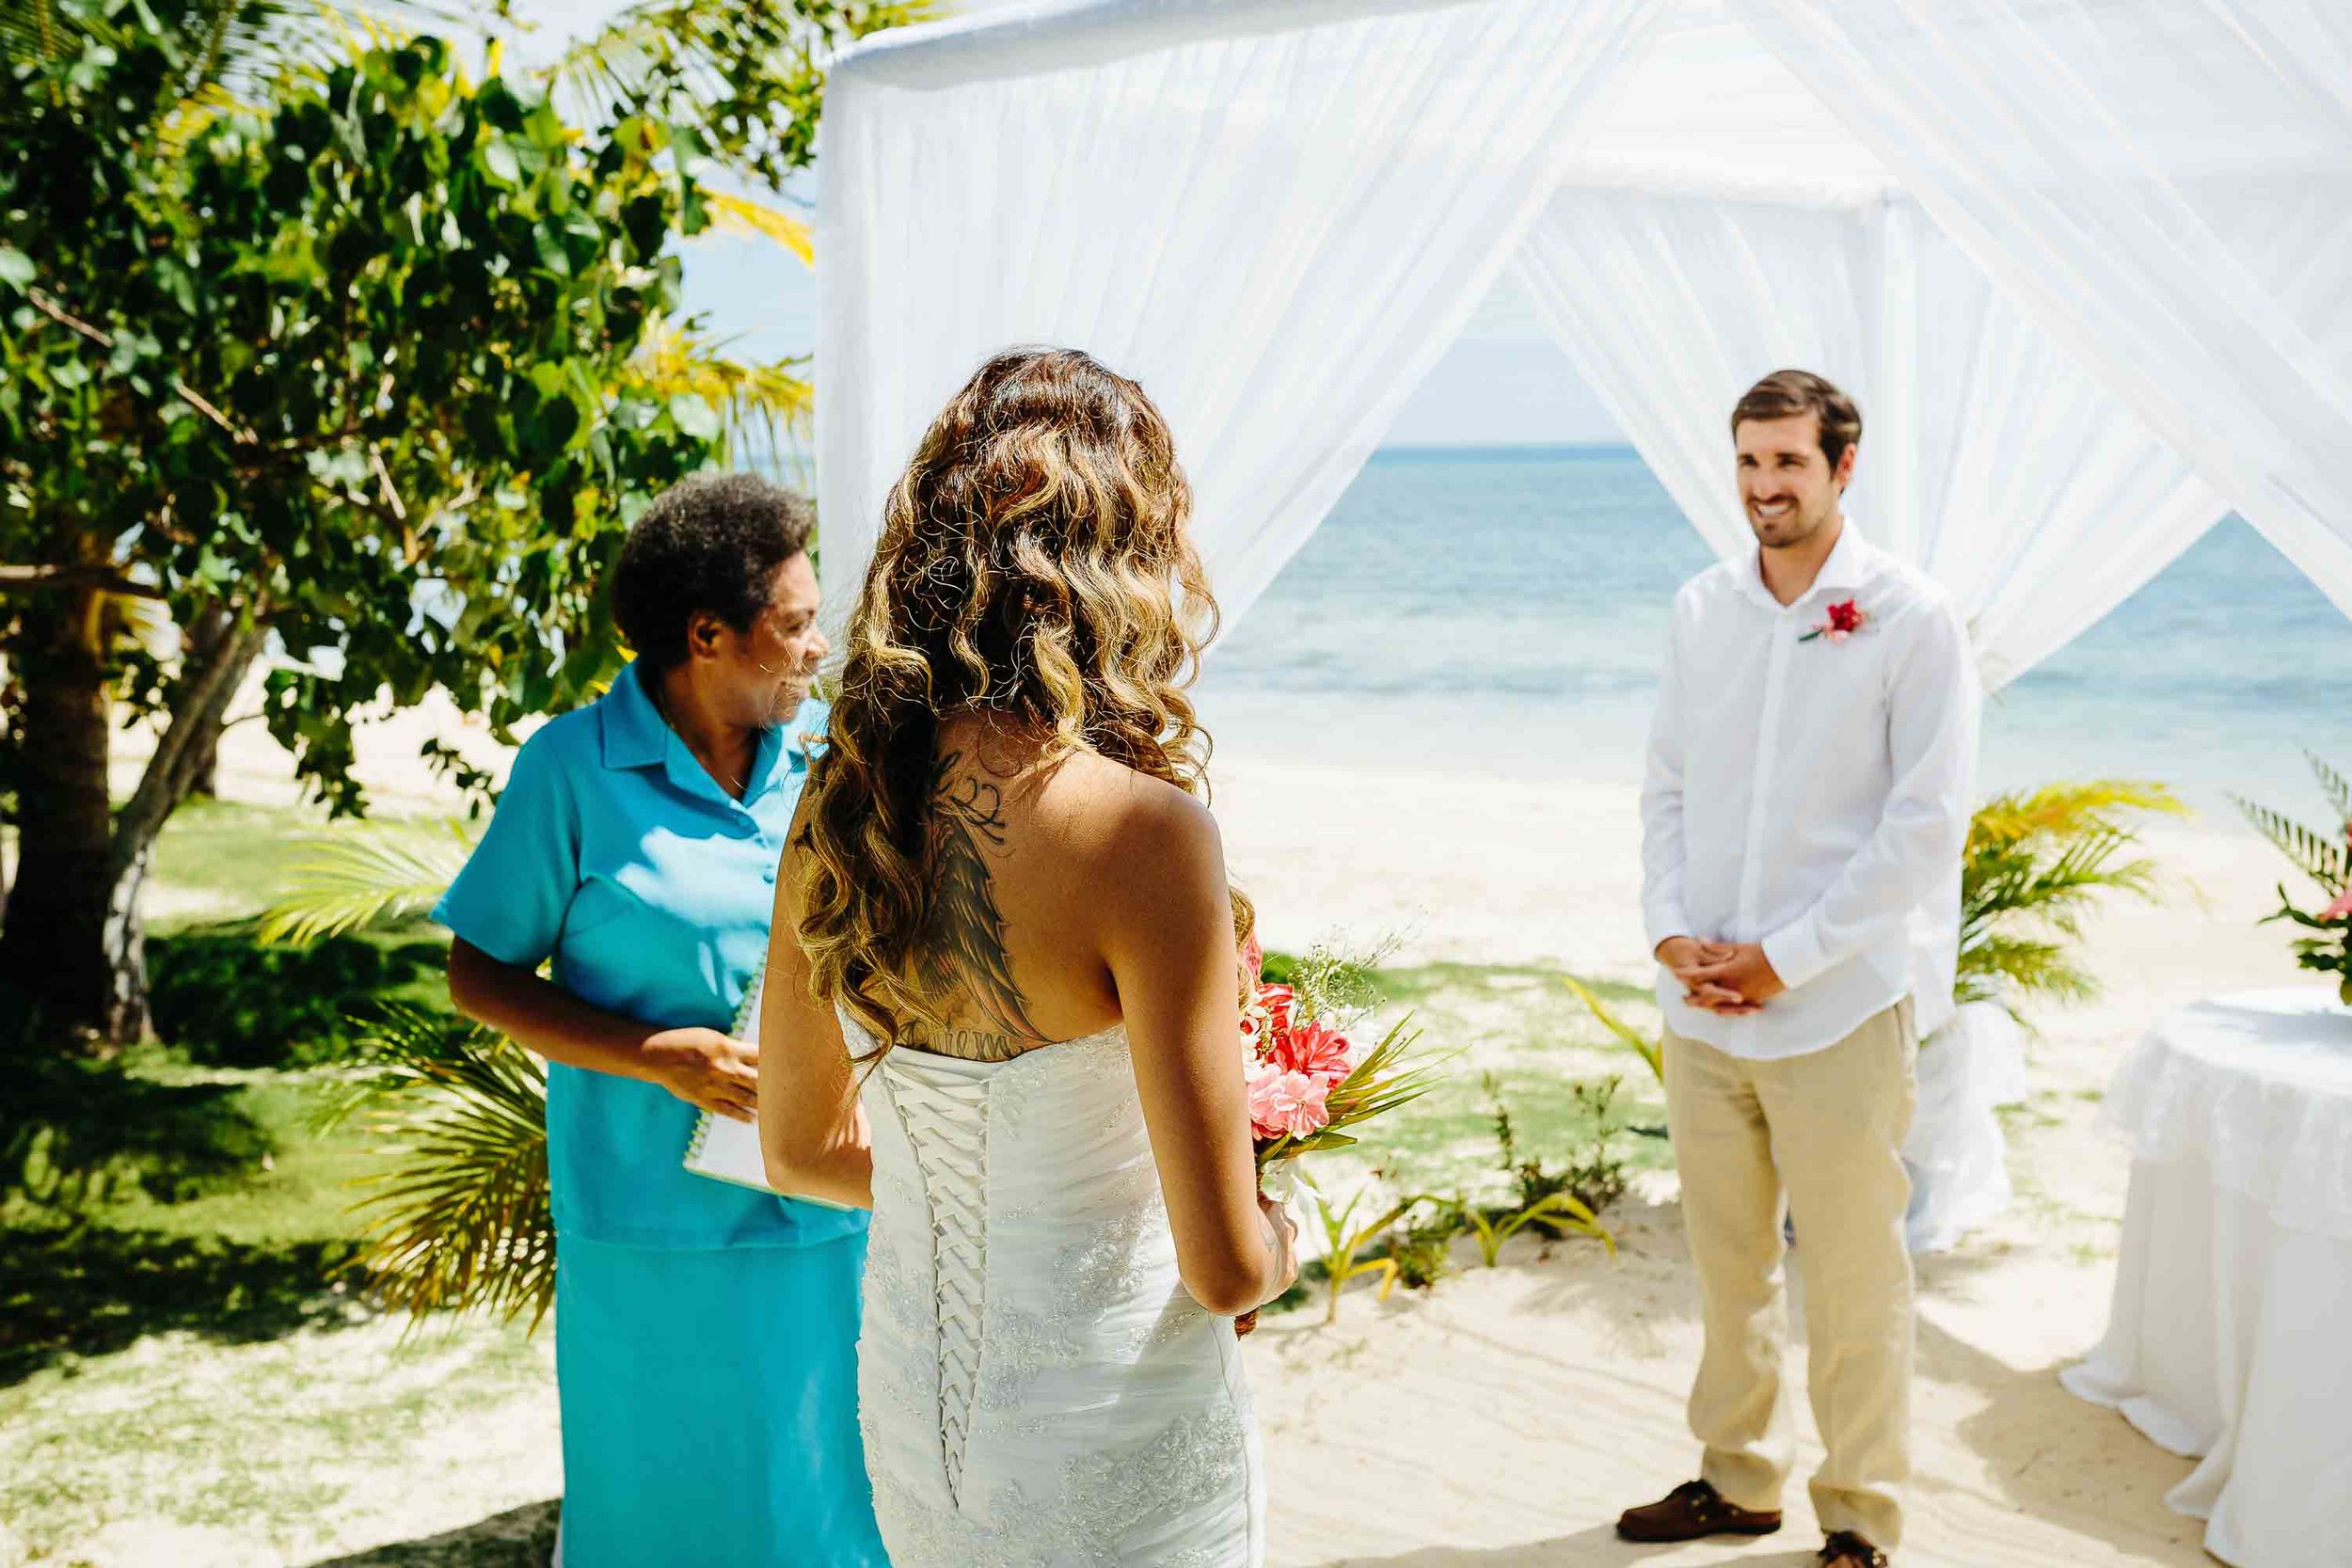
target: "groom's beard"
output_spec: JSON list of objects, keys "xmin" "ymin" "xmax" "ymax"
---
[{"xmin": 1746, "ymin": 493, "xmax": 1834, "ymax": 549}]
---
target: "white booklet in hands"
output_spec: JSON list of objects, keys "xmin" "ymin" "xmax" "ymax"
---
[
  {"xmin": 679, "ymin": 956, "xmax": 857, "ymax": 1212},
  {"xmin": 681, "ymin": 965, "xmax": 778, "ymax": 1194}
]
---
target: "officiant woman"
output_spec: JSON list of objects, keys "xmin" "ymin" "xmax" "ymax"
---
[{"xmin": 436, "ymin": 473, "xmax": 884, "ymax": 1566}]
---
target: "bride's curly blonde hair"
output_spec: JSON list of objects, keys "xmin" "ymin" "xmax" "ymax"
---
[{"xmin": 795, "ymin": 347, "xmax": 1223, "ymax": 1048}]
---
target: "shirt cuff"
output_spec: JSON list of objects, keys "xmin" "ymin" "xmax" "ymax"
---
[
  {"xmin": 1760, "ymin": 918, "xmax": 1832, "ymax": 993},
  {"xmin": 1643, "ymin": 896, "xmax": 1692, "ymax": 958}
]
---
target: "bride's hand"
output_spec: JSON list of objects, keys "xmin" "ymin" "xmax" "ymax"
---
[{"xmin": 1258, "ymin": 1192, "xmax": 1300, "ymax": 1306}]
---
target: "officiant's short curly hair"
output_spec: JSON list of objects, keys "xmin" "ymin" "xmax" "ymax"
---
[
  {"xmin": 1732, "ymin": 369, "xmax": 1863, "ymax": 468},
  {"xmin": 612, "ymin": 471, "xmax": 815, "ymax": 674}
]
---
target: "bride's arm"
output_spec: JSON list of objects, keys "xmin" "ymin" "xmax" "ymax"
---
[
  {"xmin": 1101, "ymin": 784, "xmax": 1298, "ymax": 1317},
  {"xmin": 756, "ymin": 811, "xmax": 875, "ymax": 1209}
]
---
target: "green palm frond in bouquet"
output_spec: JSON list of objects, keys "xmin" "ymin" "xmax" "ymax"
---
[
  {"xmin": 1958, "ymin": 779, "xmax": 2184, "ymax": 1016},
  {"xmin": 2233, "ymin": 752, "xmax": 2352, "ymax": 1006},
  {"xmin": 322, "ymin": 1002, "xmax": 554, "ymax": 1330}
]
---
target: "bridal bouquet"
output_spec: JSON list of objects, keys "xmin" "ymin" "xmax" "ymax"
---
[
  {"xmin": 1232, "ymin": 927, "xmax": 1446, "ymax": 1331},
  {"xmin": 1239, "ymin": 930, "xmax": 1438, "ymax": 1173},
  {"xmin": 2235, "ymin": 754, "xmax": 2352, "ymax": 1006}
]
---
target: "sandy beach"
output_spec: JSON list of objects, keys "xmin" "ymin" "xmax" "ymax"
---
[
  {"xmin": 1209, "ymin": 754, "xmax": 2277, "ymax": 1567},
  {"xmin": 84, "ymin": 692, "xmax": 2290, "ymax": 1566}
]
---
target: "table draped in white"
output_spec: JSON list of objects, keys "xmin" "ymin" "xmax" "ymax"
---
[{"xmin": 2063, "ymin": 989, "xmax": 2352, "ymax": 1568}]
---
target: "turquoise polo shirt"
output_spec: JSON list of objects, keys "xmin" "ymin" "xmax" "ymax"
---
[{"xmin": 432, "ymin": 661, "xmax": 865, "ymax": 1253}]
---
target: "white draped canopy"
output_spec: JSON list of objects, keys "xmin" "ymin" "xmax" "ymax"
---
[{"xmin": 814, "ymin": 0, "xmax": 2352, "ymax": 690}]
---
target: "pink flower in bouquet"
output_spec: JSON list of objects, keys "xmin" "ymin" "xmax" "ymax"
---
[
  {"xmin": 2326, "ymin": 825, "xmax": 2352, "ymax": 923},
  {"xmin": 1272, "ymin": 1016, "xmax": 1355, "ymax": 1085},
  {"xmin": 1247, "ymin": 1067, "xmax": 1331, "ymax": 1141}
]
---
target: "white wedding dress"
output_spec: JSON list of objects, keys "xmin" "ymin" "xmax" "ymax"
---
[{"xmin": 844, "ymin": 1013, "xmax": 1266, "ymax": 1566}]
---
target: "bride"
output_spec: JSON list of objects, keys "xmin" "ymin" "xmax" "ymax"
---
[{"xmin": 756, "ymin": 346, "xmax": 1299, "ymax": 1565}]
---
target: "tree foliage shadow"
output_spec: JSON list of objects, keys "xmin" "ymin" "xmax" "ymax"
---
[
  {"xmin": 0, "ymin": 1212, "xmax": 361, "ymax": 1386},
  {"xmin": 310, "ymin": 1500, "xmax": 560, "ymax": 1567},
  {"xmin": 1, "ymin": 1050, "xmax": 272, "ymax": 1207}
]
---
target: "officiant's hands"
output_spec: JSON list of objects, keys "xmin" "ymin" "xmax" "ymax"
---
[
  {"xmin": 1656, "ymin": 937, "xmax": 1770, "ymax": 1015},
  {"xmin": 645, "ymin": 1026, "xmax": 762, "ymax": 1121}
]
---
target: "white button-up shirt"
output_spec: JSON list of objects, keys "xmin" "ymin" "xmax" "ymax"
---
[{"xmin": 1641, "ymin": 520, "xmax": 1979, "ymax": 1060}]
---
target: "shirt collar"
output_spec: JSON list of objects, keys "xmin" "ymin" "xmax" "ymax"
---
[
  {"xmin": 598, "ymin": 660, "xmax": 670, "ymax": 770},
  {"xmin": 1739, "ymin": 515, "xmax": 1872, "ymax": 610},
  {"xmin": 600, "ymin": 660, "xmax": 804, "ymax": 809}
]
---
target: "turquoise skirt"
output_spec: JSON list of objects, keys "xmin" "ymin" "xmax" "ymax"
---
[{"xmin": 552, "ymin": 1232, "xmax": 886, "ymax": 1567}]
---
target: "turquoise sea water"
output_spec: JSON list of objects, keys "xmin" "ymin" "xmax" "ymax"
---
[{"xmin": 1194, "ymin": 445, "xmax": 2352, "ymax": 816}]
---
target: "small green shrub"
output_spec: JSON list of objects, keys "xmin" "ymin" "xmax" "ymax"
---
[
  {"xmin": 1487, "ymin": 1070, "xmax": 1629, "ymax": 1227},
  {"xmin": 147, "ymin": 925, "xmax": 446, "ymax": 1068}
]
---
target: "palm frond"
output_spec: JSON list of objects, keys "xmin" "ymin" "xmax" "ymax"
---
[
  {"xmin": 1564, "ymin": 975, "xmax": 1663, "ymax": 1085},
  {"xmin": 1966, "ymin": 779, "xmax": 2185, "ymax": 851},
  {"xmin": 255, "ymin": 817, "xmax": 476, "ymax": 945},
  {"xmin": 333, "ymin": 1002, "xmax": 553, "ymax": 1328},
  {"xmin": 703, "ymin": 190, "xmax": 813, "ymax": 266},
  {"xmin": 628, "ymin": 317, "xmax": 812, "ymax": 474},
  {"xmin": 2309, "ymin": 752, "xmax": 2352, "ymax": 833},
  {"xmin": 1955, "ymin": 934, "xmax": 2095, "ymax": 1014},
  {"xmin": 1957, "ymin": 778, "xmax": 2179, "ymax": 1010},
  {"xmin": 2233, "ymin": 795, "xmax": 2351, "ymax": 895},
  {"xmin": 539, "ymin": 1, "xmax": 931, "ymax": 185}
]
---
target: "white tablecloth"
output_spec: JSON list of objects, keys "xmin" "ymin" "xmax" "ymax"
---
[{"xmin": 2061, "ymin": 988, "xmax": 2352, "ymax": 1568}]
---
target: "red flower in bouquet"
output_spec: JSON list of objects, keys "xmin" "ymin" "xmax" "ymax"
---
[
  {"xmin": 1800, "ymin": 597, "xmax": 1867, "ymax": 644},
  {"xmin": 1272, "ymin": 1016, "xmax": 1355, "ymax": 1082},
  {"xmin": 1242, "ymin": 983, "xmax": 1295, "ymax": 1053}
]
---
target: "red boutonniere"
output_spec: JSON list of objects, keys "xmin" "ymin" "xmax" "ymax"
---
[{"xmin": 1800, "ymin": 598, "xmax": 1867, "ymax": 644}]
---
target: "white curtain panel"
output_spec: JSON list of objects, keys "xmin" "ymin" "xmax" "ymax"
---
[
  {"xmin": 813, "ymin": 0, "xmax": 1663, "ymax": 631},
  {"xmin": 1741, "ymin": 0, "xmax": 2352, "ymax": 620},
  {"xmin": 1512, "ymin": 188, "xmax": 2229, "ymax": 689}
]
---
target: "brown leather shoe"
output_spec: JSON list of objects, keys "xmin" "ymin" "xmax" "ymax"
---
[
  {"xmin": 1820, "ymin": 1530, "xmax": 1890, "ymax": 1567},
  {"xmin": 1615, "ymin": 1479, "xmax": 1783, "ymax": 1543}
]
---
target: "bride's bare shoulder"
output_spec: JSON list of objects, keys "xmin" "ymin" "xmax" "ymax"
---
[{"xmin": 1041, "ymin": 752, "xmax": 1224, "ymax": 887}]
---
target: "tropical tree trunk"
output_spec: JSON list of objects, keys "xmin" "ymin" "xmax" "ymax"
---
[
  {"xmin": 0, "ymin": 594, "xmax": 266, "ymax": 1052},
  {"xmin": 179, "ymin": 610, "xmax": 236, "ymax": 799},
  {"xmin": 0, "ymin": 586, "xmax": 130, "ymax": 1050}
]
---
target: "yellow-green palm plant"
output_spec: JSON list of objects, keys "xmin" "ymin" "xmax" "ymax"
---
[
  {"xmin": 1957, "ymin": 779, "xmax": 2184, "ymax": 1016},
  {"xmin": 318, "ymin": 1001, "xmax": 555, "ymax": 1328}
]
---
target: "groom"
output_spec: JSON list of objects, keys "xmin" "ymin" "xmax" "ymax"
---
[{"xmin": 1618, "ymin": 371, "xmax": 1977, "ymax": 1568}]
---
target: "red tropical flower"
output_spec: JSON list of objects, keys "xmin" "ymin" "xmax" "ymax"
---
[{"xmin": 1801, "ymin": 597, "xmax": 1868, "ymax": 644}]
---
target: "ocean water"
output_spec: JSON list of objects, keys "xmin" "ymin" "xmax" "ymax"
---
[{"xmin": 1194, "ymin": 445, "xmax": 2352, "ymax": 816}]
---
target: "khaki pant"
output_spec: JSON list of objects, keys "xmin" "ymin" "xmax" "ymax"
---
[{"xmin": 1662, "ymin": 1002, "xmax": 1918, "ymax": 1549}]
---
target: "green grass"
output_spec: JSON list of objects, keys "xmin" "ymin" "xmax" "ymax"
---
[
  {"xmin": 0, "ymin": 808, "xmax": 1676, "ymax": 1560},
  {"xmin": 1365, "ymin": 961, "xmax": 1648, "ymax": 1010},
  {"xmin": 0, "ymin": 1062, "xmax": 381, "ymax": 1386},
  {"xmin": 1338, "ymin": 1058, "xmax": 1671, "ymax": 1196},
  {"xmin": 146, "ymin": 796, "xmax": 337, "ymax": 930}
]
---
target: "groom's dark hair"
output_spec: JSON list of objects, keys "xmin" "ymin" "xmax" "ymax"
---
[{"xmin": 1732, "ymin": 369, "xmax": 1863, "ymax": 469}]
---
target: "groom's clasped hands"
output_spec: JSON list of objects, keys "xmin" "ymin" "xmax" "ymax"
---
[{"xmin": 1655, "ymin": 936, "xmax": 1786, "ymax": 1015}]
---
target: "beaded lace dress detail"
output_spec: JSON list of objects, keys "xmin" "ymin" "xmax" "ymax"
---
[{"xmin": 846, "ymin": 1013, "xmax": 1264, "ymax": 1566}]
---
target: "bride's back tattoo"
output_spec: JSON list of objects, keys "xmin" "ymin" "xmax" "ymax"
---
[{"xmin": 909, "ymin": 751, "xmax": 1045, "ymax": 1060}]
